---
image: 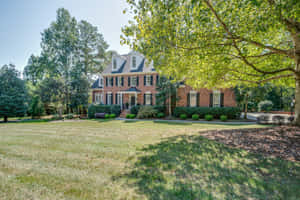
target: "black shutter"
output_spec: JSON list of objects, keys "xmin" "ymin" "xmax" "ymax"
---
[
  {"xmin": 156, "ymin": 75, "xmax": 159, "ymax": 85},
  {"xmin": 197, "ymin": 92, "xmax": 200, "ymax": 107},
  {"xmin": 116, "ymin": 77, "xmax": 118, "ymax": 87},
  {"xmin": 187, "ymin": 93, "xmax": 190, "ymax": 107},
  {"xmin": 106, "ymin": 77, "xmax": 108, "ymax": 87},
  {"xmin": 150, "ymin": 76, "xmax": 153, "ymax": 85},
  {"xmin": 137, "ymin": 76, "xmax": 139, "ymax": 86},
  {"xmin": 221, "ymin": 93, "xmax": 224, "ymax": 107},
  {"xmin": 144, "ymin": 94, "xmax": 146, "ymax": 105},
  {"xmin": 144, "ymin": 75, "xmax": 146, "ymax": 85},
  {"xmin": 128, "ymin": 77, "xmax": 130, "ymax": 86},
  {"xmin": 106, "ymin": 94, "xmax": 108, "ymax": 104},
  {"xmin": 150, "ymin": 94, "xmax": 153, "ymax": 105},
  {"xmin": 111, "ymin": 94, "xmax": 113, "ymax": 105},
  {"xmin": 115, "ymin": 93, "xmax": 118, "ymax": 104},
  {"xmin": 121, "ymin": 77, "xmax": 124, "ymax": 86},
  {"xmin": 209, "ymin": 93, "xmax": 213, "ymax": 107}
]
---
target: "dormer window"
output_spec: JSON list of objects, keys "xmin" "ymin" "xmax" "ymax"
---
[
  {"xmin": 132, "ymin": 56, "xmax": 137, "ymax": 69},
  {"xmin": 113, "ymin": 59, "xmax": 117, "ymax": 70}
]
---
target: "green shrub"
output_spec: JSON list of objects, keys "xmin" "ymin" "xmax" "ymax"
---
[
  {"xmin": 192, "ymin": 114, "xmax": 199, "ymax": 120},
  {"xmin": 105, "ymin": 114, "xmax": 110, "ymax": 119},
  {"xmin": 66, "ymin": 113, "xmax": 74, "ymax": 119},
  {"xmin": 180, "ymin": 114, "xmax": 187, "ymax": 120},
  {"xmin": 130, "ymin": 105, "xmax": 141, "ymax": 115},
  {"xmin": 258, "ymin": 100, "xmax": 273, "ymax": 112},
  {"xmin": 137, "ymin": 106, "xmax": 158, "ymax": 119},
  {"xmin": 109, "ymin": 114, "xmax": 116, "ymax": 118},
  {"xmin": 157, "ymin": 112, "xmax": 165, "ymax": 118},
  {"xmin": 126, "ymin": 114, "xmax": 131, "ymax": 119},
  {"xmin": 88, "ymin": 104, "xmax": 121, "ymax": 118},
  {"xmin": 130, "ymin": 114, "xmax": 136, "ymax": 119},
  {"xmin": 28, "ymin": 96, "xmax": 45, "ymax": 119},
  {"xmin": 174, "ymin": 107, "xmax": 240, "ymax": 119},
  {"xmin": 51, "ymin": 114, "xmax": 63, "ymax": 121},
  {"xmin": 205, "ymin": 114, "xmax": 213, "ymax": 121},
  {"xmin": 220, "ymin": 115, "xmax": 227, "ymax": 121},
  {"xmin": 153, "ymin": 105, "xmax": 166, "ymax": 113}
]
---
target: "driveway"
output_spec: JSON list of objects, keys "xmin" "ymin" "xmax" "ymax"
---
[{"xmin": 241, "ymin": 112, "xmax": 293, "ymax": 120}]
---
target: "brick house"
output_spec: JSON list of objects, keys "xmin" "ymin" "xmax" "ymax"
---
[{"xmin": 91, "ymin": 51, "xmax": 236, "ymax": 111}]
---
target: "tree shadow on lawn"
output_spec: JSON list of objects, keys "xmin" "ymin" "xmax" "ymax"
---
[{"xmin": 115, "ymin": 133, "xmax": 300, "ymax": 200}]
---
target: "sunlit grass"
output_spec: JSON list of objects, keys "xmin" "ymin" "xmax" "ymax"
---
[{"xmin": 0, "ymin": 120, "xmax": 298, "ymax": 200}]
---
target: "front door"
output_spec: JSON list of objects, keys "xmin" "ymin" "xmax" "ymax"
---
[{"xmin": 130, "ymin": 95, "xmax": 136, "ymax": 106}]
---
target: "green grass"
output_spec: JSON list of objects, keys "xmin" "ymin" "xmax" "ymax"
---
[{"xmin": 0, "ymin": 120, "xmax": 298, "ymax": 200}]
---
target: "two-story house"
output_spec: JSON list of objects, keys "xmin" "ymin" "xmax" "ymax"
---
[{"xmin": 91, "ymin": 51, "xmax": 236, "ymax": 111}]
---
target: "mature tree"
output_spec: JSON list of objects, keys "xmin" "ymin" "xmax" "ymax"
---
[
  {"xmin": 78, "ymin": 20, "xmax": 109, "ymax": 79},
  {"xmin": 156, "ymin": 76, "xmax": 179, "ymax": 116},
  {"xmin": 122, "ymin": 0, "xmax": 300, "ymax": 124},
  {"xmin": 0, "ymin": 64, "xmax": 27, "ymax": 122},
  {"xmin": 23, "ymin": 55, "xmax": 44, "ymax": 85}
]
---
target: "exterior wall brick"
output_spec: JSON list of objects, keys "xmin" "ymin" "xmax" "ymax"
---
[{"xmin": 92, "ymin": 73, "xmax": 236, "ymax": 109}]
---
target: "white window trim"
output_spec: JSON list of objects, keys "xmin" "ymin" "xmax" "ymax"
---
[
  {"xmin": 189, "ymin": 91, "xmax": 197, "ymax": 107},
  {"xmin": 131, "ymin": 76, "xmax": 137, "ymax": 87},
  {"xmin": 145, "ymin": 93, "xmax": 152, "ymax": 105},
  {"xmin": 213, "ymin": 90, "xmax": 221, "ymax": 107}
]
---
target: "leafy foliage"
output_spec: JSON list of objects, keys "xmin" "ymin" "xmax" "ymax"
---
[
  {"xmin": 205, "ymin": 114, "xmax": 213, "ymax": 121},
  {"xmin": 180, "ymin": 114, "xmax": 187, "ymax": 120},
  {"xmin": 220, "ymin": 115, "xmax": 228, "ymax": 122},
  {"xmin": 192, "ymin": 114, "xmax": 199, "ymax": 120},
  {"xmin": 0, "ymin": 64, "xmax": 27, "ymax": 122},
  {"xmin": 88, "ymin": 104, "xmax": 121, "ymax": 118},
  {"xmin": 28, "ymin": 95, "xmax": 45, "ymax": 119},
  {"xmin": 137, "ymin": 106, "xmax": 158, "ymax": 119},
  {"xmin": 174, "ymin": 107, "xmax": 240, "ymax": 119},
  {"xmin": 258, "ymin": 100, "xmax": 274, "ymax": 112}
]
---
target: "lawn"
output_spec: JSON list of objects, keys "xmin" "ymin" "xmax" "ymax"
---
[{"xmin": 0, "ymin": 120, "xmax": 299, "ymax": 200}]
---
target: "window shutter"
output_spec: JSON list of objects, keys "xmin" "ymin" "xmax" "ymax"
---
[
  {"xmin": 144, "ymin": 94, "xmax": 146, "ymax": 105},
  {"xmin": 116, "ymin": 77, "xmax": 118, "ymax": 87},
  {"xmin": 106, "ymin": 94, "xmax": 108, "ymax": 104},
  {"xmin": 128, "ymin": 77, "xmax": 130, "ymax": 86},
  {"xmin": 137, "ymin": 76, "xmax": 139, "ymax": 86},
  {"xmin": 115, "ymin": 93, "xmax": 118, "ymax": 104},
  {"xmin": 221, "ymin": 93, "xmax": 224, "ymax": 107},
  {"xmin": 150, "ymin": 94, "xmax": 153, "ymax": 105},
  {"xmin": 197, "ymin": 93, "xmax": 200, "ymax": 107},
  {"xmin": 187, "ymin": 93, "xmax": 190, "ymax": 107},
  {"xmin": 111, "ymin": 77, "xmax": 114, "ymax": 86},
  {"xmin": 106, "ymin": 77, "xmax": 108, "ymax": 87},
  {"xmin": 209, "ymin": 93, "xmax": 213, "ymax": 107},
  {"xmin": 156, "ymin": 75, "xmax": 159, "ymax": 85},
  {"xmin": 144, "ymin": 75, "xmax": 146, "ymax": 85},
  {"xmin": 121, "ymin": 77, "xmax": 124, "ymax": 86},
  {"xmin": 150, "ymin": 76, "xmax": 153, "ymax": 85},
  {"xmin": 111, "ymin": 94, "xmax": 113, "ymax": 105}
]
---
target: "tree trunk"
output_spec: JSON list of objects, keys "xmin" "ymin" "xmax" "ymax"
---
[
  {"xmin": 243, "ymin": 94, "xmax": 248, "ymax": 119},
  {"xmin": 168, "ymin": 88, "xmax": 172, "ymax": 117},
  {"xmin": 4, "ymin": 116, "xmax": 8, "ymax": 122},
  {"xmin": 294, "ymin": 77, "xmax": 300, "ymax": 126}
]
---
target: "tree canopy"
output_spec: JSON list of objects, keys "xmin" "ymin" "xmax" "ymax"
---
[{"xmin": 122, "ymin": 0, "xmax": 300, "ymax": 123}]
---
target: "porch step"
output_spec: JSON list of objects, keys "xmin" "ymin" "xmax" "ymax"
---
[{"xmin": 119, "ymin": 110, "xmax": 130, "ymax": 118}]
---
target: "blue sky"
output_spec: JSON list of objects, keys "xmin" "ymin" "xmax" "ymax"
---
[{"xmin": 0, "ymin": 0, "xmax": 132, "ymax": 71}]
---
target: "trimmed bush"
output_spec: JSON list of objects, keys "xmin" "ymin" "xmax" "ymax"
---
[
  {"xmin": 66, "ymin": 113, "xmax": 74, "ymax": 119},
  {"xmin": 129, "ymin": 114, "xmax": 136, "ymax": 119},
  {"xmin": 88, "ymin": 104, "xmax": 121, "ymax": 118},
  {"xmin": 180, "ymin": 114, "xmax": 187, "ymax": 120},
  {"xmin": 130, "ymin": 105, "xmax": 141, "ymax": 115},
  {"xmin": 137, "ymin": 106, "xmax": 158, "ymax": 119},
  {"xmin": 258, "ymin": 100, "xmax": 273, "ymax": 112},
  {"xmin": 192, "ymin": 114, "xmax": 199, "ymax": 120},
  {"xmin": 205, "ymin": 114, "xmax": 213, "ymax": 121},
  {"xmin": 126, "ymin": 114, "xmax": 131, "ymax": 119},
  {"xmin": 105, "ymin": 114, "xmax": 110, "ymax": 119},
  {"xmin": 157, "ymin": 112, "xmax": 165, "ymax": 118},
  {"xmin": 174, "ymin": 107, "xmax": 240, "ymax": 119},
  {"xmin": 109, "ymin": 114, "xmax": 116, "ymax": 118},
  {"xmin": 153, "ymin": 105, "xmax": 166, "ymax": 113},
  {"xmin": 220, "ymin": 115, "xmax": 227, "ymax": 122}
]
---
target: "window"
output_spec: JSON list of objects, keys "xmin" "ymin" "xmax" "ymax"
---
[
  {"xmin": 118, "ymin": 77, "xmax": 122, "ymax": 86},
  {"xmin": 95, "ymin": 93, "xmax": 103, "ymax": 104},
  {"xmin": 213, "ymin": 90, "xmax": 221, "ymax": 107},
  {"xmin": 113, "ymin": 59, "xmax": 117, "ymax": 70},
  {"xmin": 107, "ymin": 77, "xmax": 113, "ymax": 87},
  {"xmin": 107, "ymin": 93, "xmax": 112, "ymax": 105},
  {"xmin": 189, "ymin": 91, "xmax": 197, "ymax": 107},
  {"xmin": 145, "ymin": 75, "xmax": 152, "ymax": 86},
  {"xmin": 145, "ymin": 93, "xmax": 152, "ymax": 105},
  {"xmin": 131, "ymin": 76, "xmax": 137, "ymax": 87},
  {"xmin": 132, "ymin": 56, "xmax": 137, "ymax": 69},
  {"xmin": 116, "ymin": 93, "xmax": 122, "ymax": 105}
]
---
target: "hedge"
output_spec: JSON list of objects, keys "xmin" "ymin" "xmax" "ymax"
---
[
  {"xmin": 173, "ymin": 107, "xmax": 241, "ymax": 119},
  {"xmin": 130, "ymin": 105, "xmax": 166, "ymax": 115},
  {"xmin": 88, "ymin": 104, "xmax": 121, "ymax": 118}
]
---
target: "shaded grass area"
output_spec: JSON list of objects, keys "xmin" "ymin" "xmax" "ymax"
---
[{"xmin": 0, "ymin": 120, "xmax": 298, "ymax": 200}]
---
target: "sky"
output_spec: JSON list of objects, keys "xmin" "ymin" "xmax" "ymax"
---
[{"xmin": 0, "ymin": 0, "xmax": 132, "ymax": 72}]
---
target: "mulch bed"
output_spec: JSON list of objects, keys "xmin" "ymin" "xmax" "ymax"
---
[{"xmin": 199, "ymin": 126, "xmax": 300, "ymax": 162}]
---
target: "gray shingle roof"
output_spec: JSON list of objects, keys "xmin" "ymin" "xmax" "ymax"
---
[
  {"xmin": 91, "ymin": 78, "xmax": 102, "ymax": 89},
  {"xmin": 103, "ymin": 53, "xmax": 155, "ymax": 75}
]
